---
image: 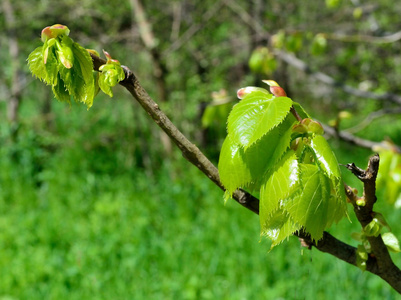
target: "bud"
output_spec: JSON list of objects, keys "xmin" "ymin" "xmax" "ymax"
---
[
  {"xmin": 236, "ymin": 87, "xmax": 268, "ymax": 99},
  {"xmin": 292, "ymin": 123, "xmax": 308, "ymax": 134},
  {"xmin": 356, "ymin": 198, "xmax": 366, "ymax": 206},
  {"xmin": 307, "ymin": 120, "xmax": 324, "ymax": 135},
  {"xmin": 41, "ymin": 24, "xmax": 70, "ymax": 42},
  {"xmin": 262, "ymin": 80, "xmax": 287, "ymax": 97},
  {"xmin": 87, "ymin": 49, "xmax": 100, "ymax": 57},
  {"xmin": 364, "ymin": 218, "xmax": 382, "ymax": 237}
]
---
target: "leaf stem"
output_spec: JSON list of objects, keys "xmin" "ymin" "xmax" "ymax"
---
[{"xmin": 290, "ymin": 105, "xmax": 303, "ymax": 122}]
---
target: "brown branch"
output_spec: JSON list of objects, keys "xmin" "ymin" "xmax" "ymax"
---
[
  {"xmin": 322, "ymin": 123, "xmax": 401, "ymax": 153},
  {"xmin": 345, "ymin": 155, "xmax": 401, "ymax": 292},
  {"xmin": 90, "ymin": 53, "xmax": 401, "ymax": 292},
  {"xmin": 325, "ymin": 30, "xmax": 401, "ymax": 44},
  {"xmin": 346, "ymin": 107, "xmax": 401, "ymax": 134}
]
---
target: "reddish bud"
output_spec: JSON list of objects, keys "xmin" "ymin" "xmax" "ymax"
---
[
  {"xmin": 41, "ymin": 24, "xmax": 70, "ymax": 42},
  {"xmin": 236, "ymin": 87, "xmax": 268, "ymax": 99},
  {"xmin": 262, "ymin": 80, "xmax": 287, "ymax": 97}
]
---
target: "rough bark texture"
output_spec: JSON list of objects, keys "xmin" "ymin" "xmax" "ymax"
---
[{"xmin": 90, "ymin": 53, "xmax": 401, "ymax": 293}]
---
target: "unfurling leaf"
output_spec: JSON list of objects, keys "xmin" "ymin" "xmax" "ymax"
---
[
  {"xmin": 356, "ymin": 245, "xmax": 368, "ymax": 271},
  {"xmin": 227, "ymin": 91, "xmax": 293, "ymax": 148},
  {"xmin": 98, "ymin": 51, "xmax": 125, "ymax": 97},
  {"xmin": 27, "ymin": 24, "xmax": 106, "ymax": 108},
  {"xmin": 364, "ymin": 218, "xmax": 382, "ymax": 237}
]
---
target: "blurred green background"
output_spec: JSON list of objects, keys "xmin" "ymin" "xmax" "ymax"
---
[{"xmin": 2, "ymin": 0, "xmax": 401, "ymax": 299}]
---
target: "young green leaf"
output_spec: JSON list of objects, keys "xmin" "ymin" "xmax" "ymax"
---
[
  {"xmin": 356, "ymin": 244, "xmax": 368, "ymax": 271},
  {"xmin": 310, "ymin": 135, "xmax": 342, "ymax": 179},
  {"xmin": 260, "ymin": 150, "xmax": 299, "ymax": 224},
  {"xmin": 98, "ymin": 51, "xmax": 125, "ymax": 98},
  {"xmin": 227, "ymin": 91, "xmax": 293, "ymax": 148},
  {"xmin": 382, "ymin": 232, "xmax": 401, "ymax": 253},
  {"xmin": 52, "ymin": 74, "xmax": 70, "ymax": 103},
  {"xmin": 219, "ymin": 115, "xmax": 295, "ymax": 195},
  {"xmin": 261, "ymin": 208, "xmax": 300, "ymax": 248},
  {"xmin": 285, "ymin": 164, "xmax": 332, "ymax": 241},
  {"xmin": 27, "ymin": 47, "xmax": 47, "ymax": 82}
]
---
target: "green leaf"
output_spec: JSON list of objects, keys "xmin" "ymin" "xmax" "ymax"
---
[
  {"xmin": 99, "ymin": 72, "xmax": 113, "ymax": 97},
  {"xmin": 356, "ymin": 244, "xmax": 368, "ymax": 271},
  {"xmin": 44, "ymin": 48, "xmax": 59, "ymax": 86},
  {"xmin": 382, "ymin": 232, "xmax": 401, "ymax": 253},
  {"xmin": 286, "ymin": 164, "xmax": 332, "ymax": 241},
  {"xmin": 27, "ymin": 46, "xmax": 47, "ymax": 82},
  {"xmin": 57, "ymin": 35, "xmax": 74, "ymax": 69},
  {"xmin": 57, "ymin": 43, "xmax": 94, "ymax": 108},
  {"xmin": 364, "ymin": 218, "xmax": 382, "ymax": 237},
  {"xmin": 72, "ymin": 43, "xmax": 94, "ymax": 85},
  {"xmin": 310, "ymin": 135, "xmax": 342, "ymax": 179},
  {"xmin": 219, "ymin": 115, "xmax": 295, "ymax": 195},
  {"xmin": 261, "ymin": 209, "xmax": 300, "ymax": 248},
  {"xmin": 292, "ymin": 102, "xmax": 310, "ymax": 119},
  {"xmin": 51, "ymin": 74, "xmax": 70, "ymax": 103},
  {"xmin": 201, "ymin": 102, "xmax": 232, "ymax": 129},
  {"xmin": 260, "ymin": 150, "xmax": 299, "ymax": 226},
  {"xmin": 72, "ymin": 43, "xmax": 95, "ymax": 107},
  {"xmin": 227, "ymin": 91, "xmax": 293, "ymax": 148}
]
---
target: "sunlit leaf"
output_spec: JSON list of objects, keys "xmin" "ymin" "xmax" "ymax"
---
[
  {"xmin": 261, "ymin": 208, "xmax": 300, "ymax": 248},
  {"xmin": 219, "ymin": 115, "xmax": 295, "ymax": 195},
  {"xmin": 227, "ymin": 91, "xmax": 293, "ymax": 148},
  {"xmin": 260, "ymin": 150, "xmax": 299, "ymax": 225},
  {"xmin": 285, "ymin": 164, "xmax": 332, "ymax": 241},
  {"xmin": 310, "ymin": 135, "xmax": 342, "ymax": 179},
  {"xmin": 382, "ymin": 232, "xmax": 401, "ymax": 253}
]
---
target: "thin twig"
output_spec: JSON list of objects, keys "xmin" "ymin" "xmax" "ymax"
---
[
  {"xmin": 347, "ymin": 107, "xmax": 401, "ymax": 133},
  {"xmin": 322, "ymin": 123, "xmax": 401, "ymax": 153},
  {"xmin": 325, "ymin": 30, "xmax": 401, "ymax": 44},
  {"xmin": 274, "ymin": 50, "xmax": 401, "ymax": 105}
]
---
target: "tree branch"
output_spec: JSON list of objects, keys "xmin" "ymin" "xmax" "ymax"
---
[
  {"xmin": 90, "ymin": 53, "xmax": 401, "ymax": 293},
  {"xmin": 345, "ymin": 155, "xmax": 401, "ymax": 292},
  {"xmin": 322, "ymin": 123, "xmax": 401, "ymax": 153}
]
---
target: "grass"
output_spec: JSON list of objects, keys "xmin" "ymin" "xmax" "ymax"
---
[{"xmin": 0, "ymin": 98, "xmax": 401, "ymax": 299}]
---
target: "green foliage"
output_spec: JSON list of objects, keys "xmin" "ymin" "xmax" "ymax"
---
[
  {"xmin": 351, "ymin": 212, "xmax": 400, "ymax": 270},
  {"xmin": 248, "ymin": 47, "xmax": 277, "ymax": 75},
  {"xmin": 98, "ymin": 51, "xmax": 125, "ymax": 97},
  {"xmin": 227, "ymin": 91, "xmax": 293, "ymax": 148},
  {"xmin": 28, "ymin": 25, "xmax": 95, "ymax": 108},
  {"xmin": 219, "ymin": 85, "xmax": 347, "ymax": 246},
  {"xmin": 27, "ymin": 24, "xmax": 124, "ymax": 108},
  {"xmin": 375, "ymin": 144, "xmax": 401, "ymax": 206}
]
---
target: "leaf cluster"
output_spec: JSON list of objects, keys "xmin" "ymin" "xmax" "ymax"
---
[
  {"xmin": 218, "ymin": 88, "xmax": 347, "ymax": 247},
  {"xmin": 27, "ymin": 25, "xmax": 125, "ymax": 109},
  {"xmin": 352, "ymin": 213, "xmax": 401, "ymax": 271}
]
